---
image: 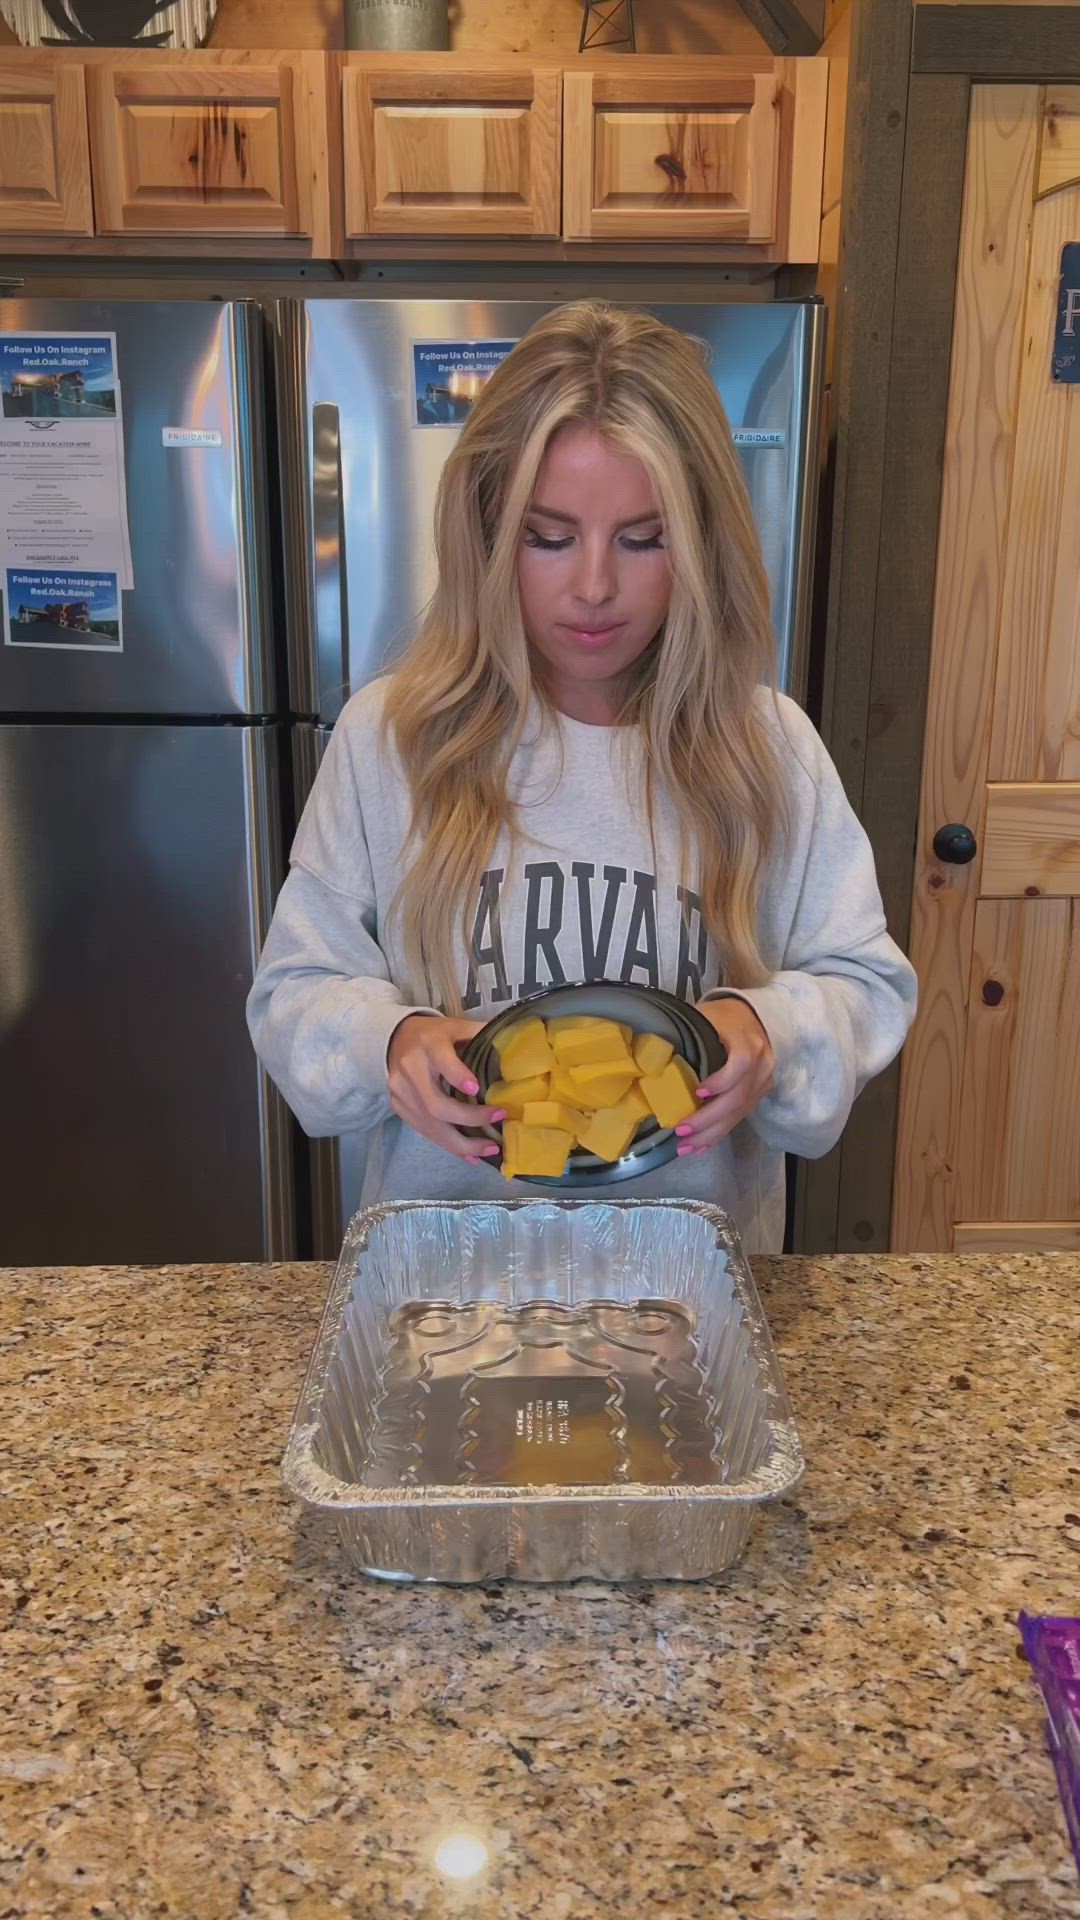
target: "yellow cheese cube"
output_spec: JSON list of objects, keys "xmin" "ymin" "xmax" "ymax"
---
[
  {"xmin": 640, "ymin": 1060, "xmax": 699, "ymax": 1128},
  {"xmin": 577, "ymin": 1104, "xmax": 640, "ymax": 1162},
  {"xmin": 522, "ymin": 1100, "xmax": 587, "ymax": 1136},
  {"xmin": 546, "ymin": 1015, "xmax": 604, "ymax": 1039},
  {"xmin": 568, "ymin": 1060, "xmax": 638, "ymax": 1107},
  {"xmin": 619, "ymin": 1080, "xmax": 653, "ymax": 1121},
  {"xmin": 486, "ymin": 1073, "xmax": 549, "ymax": 1118},
  {"xmin": 501, "ymin": 1121, "xmax": 574, "ymax": 1180},
  {"xmin": 549, "ymin": 1060, "xmax": 584, "ymax": 1104},
  {"xmin": 672, "ymin": 1054, "xmax": 699, "ymax": 1094},
  {"xmin": 552, "ymin": 1023, "xmax": 631, "ymax": 1069},
  {"xmin": 618, "ymin": 1023, "xmax": 634, "ymax": 1045},
  {"xmin": 633, "ymin": 1031, "xmax": 674, "ymax": 1076},
  {"xmin": 496, "ymin": 1017, "xmax": 555, "ymax": 1081}
]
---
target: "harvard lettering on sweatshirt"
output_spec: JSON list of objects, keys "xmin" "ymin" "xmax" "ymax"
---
[{"xmin": 247, "ymin": 681, "xmax": 916, "ymax": 1252}]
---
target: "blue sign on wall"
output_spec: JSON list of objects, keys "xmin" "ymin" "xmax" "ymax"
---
[{"xmin": 1052, "ymin": 243, "xmax": 1080, "ymax": 382}]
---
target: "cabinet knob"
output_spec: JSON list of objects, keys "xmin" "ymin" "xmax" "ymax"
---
[{"xmin": 933, "ymin": 823, "xmax": 977, "ymax": 865}]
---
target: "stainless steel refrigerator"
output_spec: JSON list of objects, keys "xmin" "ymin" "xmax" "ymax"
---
[
  {"xmin": 0, "ymin": 299, "xmax": 293, "ymax": 1265},
  {"xmin": 275, "ymin": 296, "xmax": 826, "ymax": 1255}
]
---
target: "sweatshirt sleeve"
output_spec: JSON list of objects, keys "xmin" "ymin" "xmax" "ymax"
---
[
  {"xmin": 246, "ymin": 709, "xmax": 435, "ymax": 1139},
  {"xmin": 706, "ymin": 702, "xmax": 918, "ymax": 1160}
]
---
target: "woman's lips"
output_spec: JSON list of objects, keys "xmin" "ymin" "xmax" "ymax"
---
[{"xmin": 558, "ymin": 622, "xmax": 626, "ymax": 650}]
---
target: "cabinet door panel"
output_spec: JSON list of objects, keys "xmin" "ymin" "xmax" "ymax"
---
[
  {"xmin": 87, "ymin": 60, "xmax": 314, "ymax": 237},
  {"xmin": 0, "ymin": 56, "xmax": 92, "ymax": 235},
  {"xmin": 345, "ymin": 60, "xmax": 560, "ymax": 238},
  {"xmin": 564, "ymin": 63, "xmax": 779, "ymax": 242}
]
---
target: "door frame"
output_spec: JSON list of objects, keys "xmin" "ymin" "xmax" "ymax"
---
[{"xmin": 797, "ymin": 2, "xmax": 1080, "ymax": 1252}]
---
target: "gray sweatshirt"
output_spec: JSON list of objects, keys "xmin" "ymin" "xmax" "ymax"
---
[{"xmin": 247, "ymin": 681, "xmax": 916, "ymax": 1252}]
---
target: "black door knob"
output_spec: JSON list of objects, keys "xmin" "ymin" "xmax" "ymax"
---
[{"xmin": 933, "ymin": 823, "xmax": 977, "ymax": 865}]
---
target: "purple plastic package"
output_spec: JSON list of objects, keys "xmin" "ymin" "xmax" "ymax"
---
[{"xmin": 1019, "ymin": 1611, "xmax": 1080, "ymax": 1875}]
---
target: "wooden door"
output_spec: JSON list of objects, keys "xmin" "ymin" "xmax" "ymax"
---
[
  {"xmin": 0, "ymin": 55, "xmax": 93, "ymax": 236},
  {"xmin": 894, "ymin": 85, "xmax": 1080, "ymax": 1253},
  {"xmin": 85, "ymin": 53, "xmax": 328, "ymax": 245},
  {"xmin": 563, "ymin": 59, "xmax": 781, "ymax": 244},
  {"xmin": 343, "ymin": 57, "xmax": 560, "ymax": 239}
]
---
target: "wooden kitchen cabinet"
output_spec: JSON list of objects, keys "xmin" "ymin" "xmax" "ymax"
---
[
  {"xmin": 0, "ymin": 49, "xmax": 828, "ymax": 260},
  {"xmin": 342, "ymin": 56, "xmax": 561, "ymax": 239},
  {"xmin": 562, "ymin": 56, "xmax": 826, "ymax": 256},
  {"xmin": 0, "ymin": 54, "xmax": 93, "ymax": 236},
  {"xmin": 84, "ymin": 52, "xmax": 333, "ymax": 249}
]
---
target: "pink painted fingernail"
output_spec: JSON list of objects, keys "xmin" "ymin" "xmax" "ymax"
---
[
  {"xmin": 464, "ymin": 1079, "xmax": 479, "ymax": 1096},
  {"xmin": 696, "ymin": 1087, "xmax": 713, "ymax": 1099},
  {"xmin": 467, "ymin": 1155, "xmax": 479, "ymax": 1165},
  {"xmin": 480, "ymin": 1144, "xmax": 500, "ymax": 1157},
  {"xmin": 675, "ymin": 1124, "xmax": 694, "ymax": 1138},
  {"xmin": 677, "ymin": 1144, "xmax": 693, "ymax": 1158},
  {"xmin": 491, "ymin": 1110, "xmax": 507, "ymax": 1123}
]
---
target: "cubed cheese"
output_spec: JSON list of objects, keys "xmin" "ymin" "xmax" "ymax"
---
[
  {"xmin": 501, "ymin": 1121, "xmax": 574, "ymax": 1180},
  {"xmin": 549, "ymin": 1060, "xmax": 584, "ymax": 1104},
  {"xmin": 568, "ymin": 1060, "xmax": 638, "ymax": 1107},
  {"xmin": 546, "ymin": 1015, "xmax": 604, "ymax": 1039},
  {"xmin": 576, "ymin": 1104, "xmax": 639, "ymax": 1162},
  {"xmin": 618, "ymin": 1080, "xmax": 653, "ymax": 1121},
  {"xmin": 552, "ymin": 1023, "xmax": 631, "ymax": 1068},
  {"xmin": 496, "ymin": 1016, "xmax": 555, "ymax": 1081},
  {"xmin": 522, "ymin": 1100, "xmax": 587, "ymax": 1136},
  {"xmin": 671, "ymin": 1054, "xmax": 699, "ymax": 1094},
  {"xmin": 640, "ymin": 1060, "xmax": 699, "ymax": 1128},
  {"xmin": 633, "ymin": 1031, "xmax": 674, "ymax": 1076},
  {"xmin": 486, "ymin": 1073, "xmax": 549, "ymax": 1117}
]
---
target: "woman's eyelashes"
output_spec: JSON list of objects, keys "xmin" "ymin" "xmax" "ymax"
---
[{"xmin": 523, "ymin": 526, "xmax": 666, "ymax": 552}]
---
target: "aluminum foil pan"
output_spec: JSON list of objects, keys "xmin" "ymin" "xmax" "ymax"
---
[{"xmin": 282, "ymin": 1199, "xmax": 804, "ymax": 1584}]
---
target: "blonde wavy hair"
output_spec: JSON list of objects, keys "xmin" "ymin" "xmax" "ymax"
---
[{"xmin": 383, "ymin": 300, "xmax": 786, "ymax": 1013}]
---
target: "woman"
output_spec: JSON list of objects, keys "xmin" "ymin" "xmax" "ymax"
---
[{"xmin": 248, "ymin": 302, "xmax": 916, "ymax": 1253}]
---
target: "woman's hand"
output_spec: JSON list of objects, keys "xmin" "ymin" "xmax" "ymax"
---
[
  {"xmin": 387, "ymin": 1013, "xmax": 506, "ymax": 1164},
  {"xmin": 677, "ymin": 998, "xmax": 776, "ymax": 1157}
]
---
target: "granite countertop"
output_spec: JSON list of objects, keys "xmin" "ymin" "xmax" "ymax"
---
[{"xmin": 2, "ymin": 1251, "xmax": 1079, "ymax": 1919}]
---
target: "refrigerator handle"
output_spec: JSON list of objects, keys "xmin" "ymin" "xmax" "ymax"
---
[{"xmin": 312, "ymin": 401, "xmax": 350, "ymax": 713}]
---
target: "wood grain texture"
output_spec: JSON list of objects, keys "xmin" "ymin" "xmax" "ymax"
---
[
  {"xmin": 0, "ymin": 54, "xmax": 92, "ymax": 235},
  {"xmin": 952, "ymin": 1219, "xmax": 1080, "ymax": 1250},
  {"xmin": 799, "ymin": 0, "xmax": 914, "ymax": 1252},
  {"xmin": 344, "ymin": 58, "xmax": 560, "ymax": 236},
  {"xmin": 208, "ymin": 0, "xmax": 345, "ymax": 45},
  {"xmin": 981, "ymin": 781, "xmax": 1080, "ymax": 896},
  {"xmin": 783, "ymin": 51, "xmax": 828, "ymax": 257},
  {"xmin": 914, "ymin": 4, "xmax": 1080, "ymax": 79},
  {"xmin": 819, "ymin": 1, "xmax": 850, "ymax": 218},
  {"xmin": 955, "ymin": 897, "xmax": 1080, "ymax": 1220},
  {"xmin": 988, "ymin": 182, "xmax": 1080, "ymax": 781},
  {"xmin": 1039, "ymin": 86, "xmax": 1080, "ymax": 195},
  {"xmin": 892, "ymin": 87, "xmax": 1038, "ymax": 1252},
  {"xmin": 833, "ymin": 71, "xmax": 969, "ymax": 1253},
  {"xmin": 86, "ymin": 55, "xmax": 319, "ymax": 237},
  {"xmin": 563, "ymin": 60, "xmax": 784, "ymax": 242}
]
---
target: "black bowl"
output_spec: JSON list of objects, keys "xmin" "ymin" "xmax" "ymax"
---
[{"xmin": 458, "ymin": 981, "xmax": 726, "ymax": 1188}]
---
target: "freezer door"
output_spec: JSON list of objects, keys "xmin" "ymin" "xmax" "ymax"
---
[
  {"xmin": 0, "ymin": 721, "xmax": 294, "ymax": 1263},
  {"xmin": 0, "ymin": 300, "xmax": 273, "ymax": 717},
  {"xmin": 293, "ymin": 720, "xmax": 367, "ymax": 1256},
  {"xmin": 277, "ymin": 297, "xmax": 824, "ymax": 720}
]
